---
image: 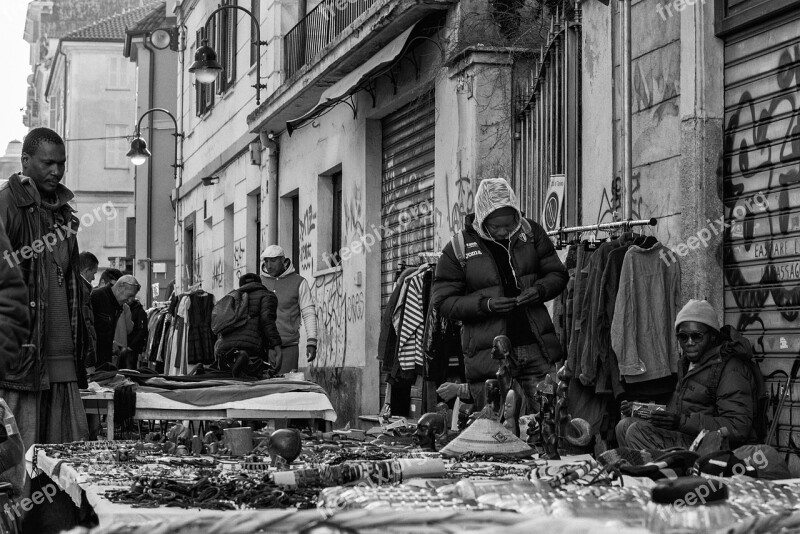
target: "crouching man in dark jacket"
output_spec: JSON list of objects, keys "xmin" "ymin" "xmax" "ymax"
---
[
  {"xmin": 432, "ymin": 178, "xmax": 568, "ymax": 409},
  {"xmin": 215, "ymin": 273, "xmax": 283, "ymax": 378},
  {"xmin": 616, "ymin": 299, "xmax": 759, "ymax": 450}
]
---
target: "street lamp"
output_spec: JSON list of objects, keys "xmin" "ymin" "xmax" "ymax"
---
[
  {"xmin": 188, "ymin": 4, "xmax": 267, "ymax": 105},
  {"xmin": 127, "ymin": 107, "xmax": 183, "ymax": 182}
]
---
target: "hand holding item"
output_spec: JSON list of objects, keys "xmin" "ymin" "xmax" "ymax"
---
[
  {"xmin": 620, "ymin": 400, "xmax": 633, "ymax": 417},
  {"xmin": 270, "ymin": 346, "xmax": 283, "ymax": 372},
  {"xmin": 649, "ymin": 410, "xmax": 681, "ymax": 430},
  {"xmin": 516, "ymin": 286, "xmax": 542, "ymax": 306},
  {"xmin": 486, "ymin": 296, "xmax": 517, "ymax": 314},
  {"xmin": 436, "ymin": 382, "xmax": 461, "ymax": 401},
  {"xmin": 306, "ymin": 344, "xmax": 317, "ymax": 363}
]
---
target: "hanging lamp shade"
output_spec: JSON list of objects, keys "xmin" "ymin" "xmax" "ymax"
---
[
  {"xmin": 189, "ymin": 40, "xmax": 222, "ymax": 84},
  {"xmin": 127, "ymin": 137, "xmax": 151, "ymax": 166}
]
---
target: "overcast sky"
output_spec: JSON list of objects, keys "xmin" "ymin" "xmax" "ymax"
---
[{"xmin": 0, "ymin": 2, "xmax": 32, "ymax": 155}]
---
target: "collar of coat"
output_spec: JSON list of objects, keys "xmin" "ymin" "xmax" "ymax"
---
[{"xmin": 6, "ymin": 173, "xmax": 75, "ymax": 210}]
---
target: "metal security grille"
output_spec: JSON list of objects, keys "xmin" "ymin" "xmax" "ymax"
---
[
  {"xmin": 380, "ymin": 92, "xmax": 436, "ymax": 310},
  {"xmin": 722, "ymin": 9, "xmax": 800, "ymax": 453},
  {"xmin": 513, "ymin": 10, "xmax": 581, "ymax": 227}
]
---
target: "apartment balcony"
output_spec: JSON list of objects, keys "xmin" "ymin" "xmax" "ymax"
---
[{"xmin": 247, "ymin": 0, "xmax": 454, "ymax": 134}]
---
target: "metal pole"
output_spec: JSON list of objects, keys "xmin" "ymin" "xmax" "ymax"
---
[{"xmin": 622, "ymin": 0, "xmax": 633, "ymax": 220}]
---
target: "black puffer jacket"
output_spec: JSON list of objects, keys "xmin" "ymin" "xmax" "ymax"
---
[
  {"xmin": 670, "ymin": 326, "xmax": 757, "ymax": 446},
  {"xmin": 432, "ymin": 182, "xmax": 568, "ymax": 382},
  {"xmin": 214, "ymin": 282, "xmax": 282, "ymax": 357}
]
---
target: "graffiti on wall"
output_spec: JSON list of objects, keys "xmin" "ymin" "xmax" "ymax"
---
[
  {"xmin": 233, "ymin": 240, "xmax": 246, "ymax": 280},
  {"xmin": 722, "ymin": 41, "xmax": 800, "ymax": 452},
  {"xmin": 299, "ymin": 205, "xmax": 316, "ymax": 272},
  {"xmin": 345, "ymin": 185, "xmax": 364, "ymax": 239},
  {"xmin": 346, "ymin": 291, "xmax": 365, "ymax": 323},
  {"xmin": 445, "ymin": 171, "xmax": 474, "ymax": 237},
  {"xmin": 310, "ymin": 270, "xmax": 347, "ymax": 368},
  {"xmin": 212, "ymin": 256, "xmax": 224, "ymax": 289}
]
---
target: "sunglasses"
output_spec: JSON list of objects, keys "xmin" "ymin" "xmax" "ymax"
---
[{"xmin": 677, "ymin": 332, "xmax": 707, "ymax": 343}]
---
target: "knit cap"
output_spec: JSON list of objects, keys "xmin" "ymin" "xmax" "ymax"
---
[{"xmin": 675, "ymin": 299, "xmax": 720, "ymax": 332}]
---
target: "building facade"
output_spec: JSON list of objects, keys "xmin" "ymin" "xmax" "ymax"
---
[
  {"xmin": 124, "ymin": 1, "xmax": 179, "ymax": 305},
  {"xmin": 174, "ymin": 0, "xmax": 546, "ymax": 425}
]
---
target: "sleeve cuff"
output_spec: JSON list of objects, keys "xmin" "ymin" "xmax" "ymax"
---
[{"xmin": 307, "ymin": 338, "xmax": 318, "ymax": 347}]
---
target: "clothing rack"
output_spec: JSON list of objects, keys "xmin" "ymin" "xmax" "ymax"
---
[{"xmin": 546, "ymin": 217, "xmax": 658, "ymax": 237}]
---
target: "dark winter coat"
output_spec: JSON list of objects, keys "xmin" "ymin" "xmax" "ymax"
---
[
  {"xmin": 0, "ymin": 174, "xmax": 93, "ymax": 390},
  {"xmin": 91, "ymin": 285, "xmax": 123, "ymax": 366},
  {"xmin": 432, "ymin": 213, "xmax": 568, "ymax": 382},
  {"xmin": 79, "ymin": 276, "xmax": 97, "ymax": 368},
  {"xmin": 214, "ymin": 282, "xmax": 282, "ymax": 357},
  {"xmin": 128, "ymin": 299, "xmax": 148, "ymax": 356},
  {"xmin": 0, "ymin": 217, "xmax": 29, "ymax": 379},
  {"xmin": 670, "ymin": 327, "xmax": 757, "ymax": 446}
]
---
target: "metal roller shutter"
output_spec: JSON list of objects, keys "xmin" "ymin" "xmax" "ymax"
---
[
  {"xmin": 380, "ymin": 92, "xmax": 436, "ymax": 310},
  {"xmin": 722, "ymin": 9, "xmax": 800, "ymax": 452}
]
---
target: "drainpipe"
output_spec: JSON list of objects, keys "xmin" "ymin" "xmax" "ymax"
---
[
  {"xmin": 264, "ymin": 135, "xmax": 279, "ymax": 246},
  {"xmin": 143, "ymin": 36, "xmax": 156, "ymax": 307},
  {"xmin": 622, "ymin": 0, "xmax": 633, "ymax": 220}
]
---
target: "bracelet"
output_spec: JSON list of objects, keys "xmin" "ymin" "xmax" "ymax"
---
[{"xmin": 487, "ymin": 298, "xmax": 493, "ymax": 312}]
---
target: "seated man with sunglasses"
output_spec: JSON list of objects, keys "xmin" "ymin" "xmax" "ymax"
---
[{"xmin": 616, "ymin": 299, "xmax": 759, "ymax": 451}]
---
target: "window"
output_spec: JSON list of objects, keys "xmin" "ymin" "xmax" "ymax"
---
[
  {"xmin": 250, "ymin": 0, "xmax": 260, "ymax": 67},
  {"xmin": 106, "ymin": 205, "xmax": 127, "ymax": 246},
  {"xmin": 291, "ymin": 194, "xmax": 299, "ymax": 270},
  {"xmin": 247, "ymin": 190, "xmax": 261, "ymax": 272},
  {"xmin": 105, "ymin": 124, "xmax": 128, "ymax": 168},
  {"xmin": 184, "ymin": 212, "xmax": 196, "ymax": 288},
  {"xmin": 195, "ymin": 26, "xmax": 216, "ymax": 116},
  {"xmin": 217, "ymin": 0, "xmax": 238, "ymax": 93},
  {"xmin": 107, "ymin": 56, "xmax": 131, "ymax": 89},
  {"xmin": 224, "ymin": 204, "xmax": 234, "ymax": 292},
  {"xmin": 332, "ymin": 172, "xmax": 342, "ymax": 262}
]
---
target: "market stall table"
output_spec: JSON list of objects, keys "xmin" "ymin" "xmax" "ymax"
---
[{"xmin": 82, "ymin": 378, "xmax": 337, "ymax": 438}]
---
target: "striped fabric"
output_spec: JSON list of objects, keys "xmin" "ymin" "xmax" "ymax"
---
[{"xmin": 396, "ymin": 269, "xmax": 428, "ymax": 370}]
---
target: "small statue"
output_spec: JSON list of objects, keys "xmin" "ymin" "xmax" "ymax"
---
[
  {"xmin": 502, "ymin": 390, "xmax": 521, "ymax": 437},
  {"xmin": 485, "ymin": 379, "xmax": 503, "ymax": 421},
  {"xmin": 413, "ymin": 412, "xmax": 446, "ymax": 451},
  {"xmin": 493, "ymin": 335, "xmax": 515, "ymax": 394}
]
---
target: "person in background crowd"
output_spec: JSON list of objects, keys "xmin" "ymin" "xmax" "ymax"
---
[
  {"xmin": 91, "ymin": 274, "xmax": 141, "ymax": 367},
  {"xmin": 616, "ymin": 299, "xmax": 758, "ymax": 450},
  {"xmin": 78, "ymin": 251, "xmax": 98, "ymax": 371},
  {"xmin": 260, "ymin": 245, "xmax": 318, "ymax": 373},
  {"xmin": 125, "ymin": 297, "xmax": 148, "ymax": 369},
  {"xmin": 215, "ymin": 273, "xmax": 283, "ymax": 378},
  {"xmin": 99, "ymin": 267, "xmax": 122, "ymax": 287},
  {"xmin": 0, "ymin": 127, "xmax": 93, "ymax": 446},
  {"xmin": 432, "ymin": 177, "xmax": 568, "ymax": 409}
]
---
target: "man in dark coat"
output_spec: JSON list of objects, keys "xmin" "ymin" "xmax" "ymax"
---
[
  {"xmin": 0, "ymin": 218, "xmax": 29, "ymax": 387},
  {"xmin": 91, "ymin": 275, "xmax": 141, "ymax": 367},
  {"xmin": 432, "ymin": 178, "xmax": 569, "ymax": 408},
  {"xmin": 616, "ymin": 299, "xmax": 758, "ymax": 450},
  {"xmin": 0, "ymin": 127, "xmax": 94, "ymax": 447},
  {"xmin": 78, "ymin": 251, "xmax": 98, "ymax": 370},
  {"xmin": 215, "ymin": 273, "xmax": 283, "ymax": 377}
]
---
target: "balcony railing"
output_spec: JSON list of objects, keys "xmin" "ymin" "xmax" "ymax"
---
[{"xmin": 284, "ymin": 0, "xmax": 378, "ymax": 79}]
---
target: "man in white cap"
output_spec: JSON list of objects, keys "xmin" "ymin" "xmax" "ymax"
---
[
  {"xmin": 616, "ymin": 299, "xmax": 760, "ymax": 450},
  {"xmin": 260, "ymin": 245, "xmax": 318, "ymax": 373}
]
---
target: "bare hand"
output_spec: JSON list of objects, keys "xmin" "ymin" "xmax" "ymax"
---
[
  {"xmin": 436, "ymin": 382, "xmax": 460, "ymax": 401},
  {"xmin": 650, "ymin": 411, "xmax": 681, "ymax": 430},
  {"xmin": 619, "ymin": 400, "xmax": 632, "ymax": 417},
  {"xmin": 516, "ymin": 286, "xmax": 542, "ymax": 306},
  {"xmin": 306, "ymin": 345, "xmax": 317, "ymax": 363},
  {"xmin": 488, "ymin": 297, "xmax": 517, "ymax": 313},
  {"xmin": 270, "ymin": 346, "xmax": 283, "ymax": 372}
]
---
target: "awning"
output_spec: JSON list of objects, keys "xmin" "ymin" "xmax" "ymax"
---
[{"xmin": 286, "ymin": 24, "xmax": 418, "ymax": 135}]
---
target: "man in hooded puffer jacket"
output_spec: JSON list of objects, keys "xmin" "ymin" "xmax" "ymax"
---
[
  {"xmin": 432, "ymin": 178, "xmax": 568, "ymax": 408},
  {"xmin": 215, "ymin": 273, "xmax": 283, "ymax": 377}
]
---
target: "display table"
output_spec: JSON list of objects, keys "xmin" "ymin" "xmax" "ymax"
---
[{"xmin": 82, "ymin": 378, "xmax": 337, "ymax": 439}]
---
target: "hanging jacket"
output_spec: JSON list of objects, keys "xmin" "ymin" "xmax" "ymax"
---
[
  {"xmin": 669, "ymin": 327, "xmax": 757, "ymax": 446},
  {"xmin": 0, "ymin": 174, "xmax": 92, "ymax": 390},
  {"xmin": 432, "ymin": 179, "xmax": 568, "ymax": 382},
  {"xmin": 611, "ymin": 242, "xmax": 681, "ymax": 382}
]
